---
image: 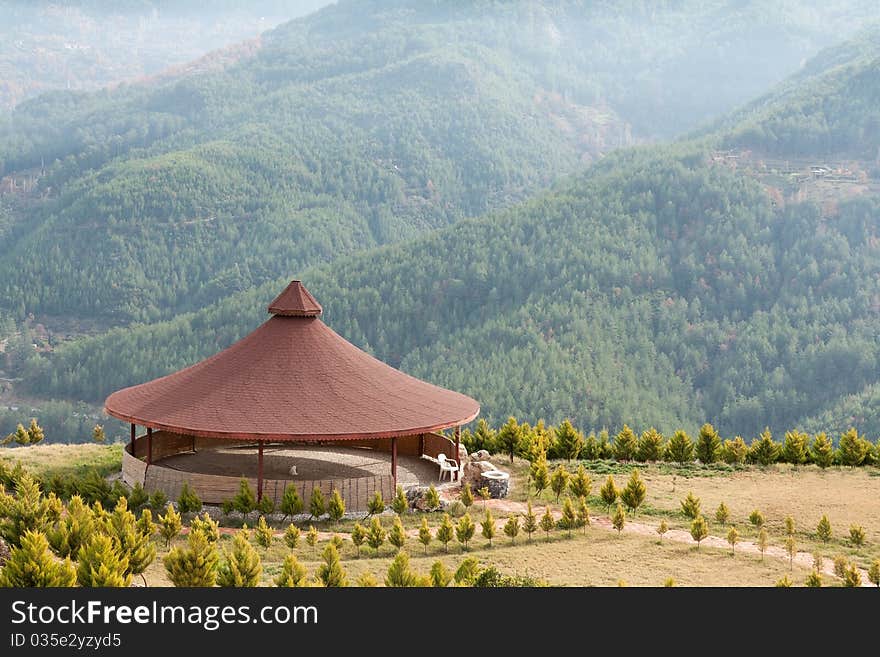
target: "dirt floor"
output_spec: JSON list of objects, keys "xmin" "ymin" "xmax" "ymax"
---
[{"xmin": 159, "ymin": 444, "xmax": 443, "ymax": 485}]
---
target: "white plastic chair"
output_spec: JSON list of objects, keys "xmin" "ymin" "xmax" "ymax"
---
[{"xmin": 437, "ymin": 453, "xmax": 459, "ymax": 482}]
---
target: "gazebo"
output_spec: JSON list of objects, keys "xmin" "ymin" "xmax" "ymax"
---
[{"xmin": 104, "ymin": 281, "xmax": 480, "ymax": 511}]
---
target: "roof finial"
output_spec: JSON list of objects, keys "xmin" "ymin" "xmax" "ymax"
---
[{"xmin": 268, "ymin": 280, "xmax": 322, "ymax": 317}]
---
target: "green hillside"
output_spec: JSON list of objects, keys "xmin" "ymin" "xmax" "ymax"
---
[{"xmin": 1, "ymin": 0, "xmax": 877, "ymax": 322}]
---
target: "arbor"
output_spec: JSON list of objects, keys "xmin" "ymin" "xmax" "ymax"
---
[
  {"xmin": 232, "ymin": 478, "xmax": 256, "ymax": 517},
  {"xmin": 810, "ymin": 433, "xmax": 834, "ymax": 468},
  {"xmin": 599, "ymin": 475, "xmax": 618, "ymax": 510},
  {"xmin": 727, "ymin": 527, "xmax": 739, "ymax": 555},
  {"xmin": 309, "ymin": 487, "xmax": 326, "ymax": 520},
  {"xmin": 423, "ymin": 485, "xmax": 440, "ymax": 512},
  {"xmin": 275, "ymin": 554, "xmax": 308, "ymax": 587},
  {"xmin": 503, "ymin": 514, "xmax": 520, "ymax": 544},
  {"xmin": 327, "ymin": 489, "xmax": 345, "ymax": 524},
  {"xmin": 749, "ymin": 428, "xmax": 780, "ymax": 465},
  {"xmin": 715, "ymin": 502, "xmax": 730, "ymax": 525},
  {"xmin": 158, "ymin": 503, "xmax": 181, "ymax": 548},
  {"xmin": 316, "ymin": 543, "xmax": 347, "ymax": 587},
  {"xmin": 695, "ymin": 423, "xmax": 720, "ymax": 463},
  {"xmin": 637, "ymin": 427, "xmax": 664, "ymax": 462},
  {"xmin": 76, "ymin": 533, "xmax": 130, "ymax": 587},
  {"xmin": 280, "ymin": 484, "xmax": 303, "ymax": 521},
  {"xmin": 549, "ymin": 465, "xmax": 569, "ymax": 503},
  {"xmin": 176, "ymin": 482, "xmax": 202, "ymax": 515},
  {"xmin": 690, "ymin": 516, "xmax": 708, "ymax": 549},
  {"xmin": 611, "ymin": 503, "xmax": 626, "ymax": 535},
  {"xmin": 418, "ymin": 517, "xmax": 432, "ymax": 553},
  {"xmin": 620, "ymin": 469, "xmax": 646, "ymax": 514},
  {"xmin": 0, "ymin": 530, "xmax": 76, "ymax": 587},
  {"xmin": 523, "ymin": 501, "xmax": 538, "ymax": 542},
  {"xmin": 385, "ymin": 551, "xmax": 418, "ymax": 587},
  {"xmin": 748, "ymin": 509, "xmax": 765, "ymax": 531},
  {"xmin": 496, "ymin": 417, "xmax": 523, "ymax": 463},
  {"xmin": 666, "ymin": 430, "xmax": 694, "ymax": 464},
  {"xmin": 218, "ymin": 529, "xmax": 262, "ymax": 587},
  {"xmin": 480, "ymin": 508, "xmax": 496, "ymax": 546},
  {"xmin": 849, "ymin": 524, "xmax": 866, "ymax": 547},
  {"xmin": 781, "ymin": 430, "xmax": 808, "ymax": 464},
  {"xmin": 389, "ymin": 515, "xmax": 406, "ymax": 552},
  {"xmin": 163, "ymin": 529, "xmax": 219, "ymax": 587},
  {"xmin": 555, "ymin": 419, "xmax": 583, "ymax": 462},
  {"xmin": 456, "ymin": 514, "xmax": 475, "ymax": 550},
  {"xmin": 568, "ymin": 465, "xmax": 591, "ymax": 499},
  {"xmin": 367, "ymin": 490, "xmax": 384, "ymax": 517},
  {"xmin": 613, "ymin": 424, "xmax": 637, "ymax": 461},
  {"xmin": 366, "ymin": 517, "xmax": 386, "ymax": 554},
  {"xmin": 284, "ymin": 524, "xmax": 301, "ymax": 550},
  {"xmin": 657, "ymin": 519, "xmax": 668, "ymax": 542},
  {"xmin": 540, "ymin": 507, "xmax": 555, "ymax": 541},
  {"xmin": 460, "ymin": 483, "xmax": 474, "ymax": 509},
  {"xmin": 838, "ymin": 428, "xmax": 868, "ymax": 466},
  {"xmin": 435, "ymin": 514, "xmax": 454, "ymax": 552},
  {"xmin": 391, "ymin": 485, "xmax": 408, "ymax": 515},
  {"xmin": 530, "ymin": 452, "xmax": 550, "ymax": 497},
  {"xmin": 559, "ymin": 498, "xmax": 577, "ymax": 537},
  {"xmin": 680, "ymin": 492, "xmax": 701, "ymax": 520},
  {"xmin": 757, "ymin": 528, "xmax": 768, "ymax": 561},
  {"xmin": 430, "ymin": 561, "xmax": 453, "ymax": 587},
  {"xmin": 255, "ymin": 516, "xmax": 273, "ymax": 549}
]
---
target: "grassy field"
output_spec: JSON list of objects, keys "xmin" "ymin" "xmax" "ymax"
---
[{"xmin": 0, "ymin": 443, "xmax": 122, "ymax": 479}]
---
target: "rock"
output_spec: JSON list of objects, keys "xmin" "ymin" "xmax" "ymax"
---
[
  {"xmin": 0, "ymin": 537, "xmax": 9, "ymax": 569},
  {"xmin": 457, "ymin": 443, "xmax": 468, "ymax": 464},
  {"xmin": 470, "ymin": 449, "xmax": 491, "ymax": 462},
  {"xmin": 461, "ymin": 460, "xmax": 496, "ymax": 488}
]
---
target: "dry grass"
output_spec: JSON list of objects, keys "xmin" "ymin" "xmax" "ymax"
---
[{"xmin": 0, "ymin": 443, "xmax": 122, "ymax": 479}]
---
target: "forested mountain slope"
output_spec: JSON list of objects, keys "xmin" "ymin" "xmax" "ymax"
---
[{"xmin": 1, "ymin": 0, "xmax": 876, "ymax": 322}]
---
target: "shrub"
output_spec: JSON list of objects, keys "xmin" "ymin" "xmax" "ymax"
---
[
  {"xmin": 523, "ymin": 501, "xmax": 538, "ymax": 541},
  {"xmin": 218, "ymin": 529, "xmax": 262, "ymax": 587},
  {"xmin": 666, "ymin": 430, "xmax": 694, "ymax": 464},
  {"xmin": 749, "ymin": 428, "xmax": 780, "ymax": 465},
  {"xmin": 127, "ymin": 483, "xmax": 148, "ymax": 510},
  {"xmin": 255, "ymin": 516, "xmax": 273, "ymax": 549},
  {"xmin": 308, "ymin": 487, "xmax": 326, "ymax": 520},
  {"xmin": 690, "ymin": 516, "xmax": 708, "ymax": 549},
  {"xmin": 460, "ymin": 483, "xmax": 474, "ymax": 509},
  {"xmin": 775, "ymin": 576, "xmax": 792, "ymax": 587},
  {"xmin": 190, "ymin": 513, "xmax": 219, "ymax": 543},
  {"xmin": 76, "ymin": 533, "xmax": 130, "ymax": 587},
  {"xmin": 356, "ymin": 572, "xmax": 378, "ymax": 587},
  {"xmin": 539, "ymin": 507, "xmax": 555, "ymax": 541},
  {"xmin": 430, "ymin": 561, "xmax": 453, "ymax": 587},
  {"xmin": 757, "ymin": 528, "xmax": 768, "ymax": 561},
  {"xmin": 423, "ymin": 484, "xmax": 440, "ymax": 511},
  {"xmin": 657, "ymin": 519, "xmax": 668, "ymax": 542},
  {"xmin": 849, "ymin": 524, "xmax": 866, "ymax": 547},
  {"xmin": 158, "ymin": 503, "xmax": 182, "ymax": 548},
  {"xmin": 748, "ymin": 509, "xmax": 765, "ymax": 530},
  {"xmin": 637, "ymin": 427, "xmax": 664, "ymax": 462},
  {"xmin": 350, "ymin": 522, "xmax": 366, "ymax": 556},
  {"xmin": 680, "ymin": 491, "xmax": 701, "ymax": 519},
  {"xmin": 0, "ymin": 530, "xmax": 76, "ymax": 587},
  {"xmin": 257, "ymin": 495, "xmax": 275, "ymax": 516},
  {"xmin": 805, "ymin": 571, "xmax": 822, "ymax": 587},
  {"xmin": 568, "ymin": 465, "xmax": 591, "ymax": 499},
  {"xmin": 435, "ymin": 514, "xmax": 454, "ymax": 552},
  {"xmin": 612, "ymin": 503, "xmax": 626, "ymax": 535},
  {"xmin": 366, "ymin": 490, "xmax": 384, "ymax": 517},
  {"xmin": 391, "ymin": 486, "xmax": 408, "ymax": 515},
  {"xmin": 838, "ymin": 428, "xmax": 869, "ymax": 466},
  {"xmin": 280, "ymin": 484, "xmax": 303, "ymax": 520},
  {"xmin": 327, "ymin": 489, "xmax": 345, "ymax": 523},
  {"xmin": 695, "ymin": 423, "xmax": 720, "ymax": 464},
  {"xmin": 810, "ymin": 433, "xmax": 834, "ymax": 468},
  {"xmin": 232, "ymin": 479, "xmax": 256, "ymax": 517},
  {"xmin": 366, "ymin": 517, "xmax": 386, "ymax": 554},
  {"xmin": 176, "ymin": 483, "xmax": 202, "ymax": 515},
  {"xmin": 385, "ymin": 551, "xmax": 418, "ymax": 587},
  {"xmin": 843, "ymin": 565, "xmax": 862, "ymax": 587},
  {"xmin": 480, "ymin": 508, "xmax": 496, "ymax": 546},
  {"xmin": 316, "ymin": 543, "xmax": 347, "ymax": 587},
  {"xmin": 275, "ymin": 554, "xmax": 308, "ymax": 587},
  {"xmin": 555, "ymin": 419, "xmax": 584, "ymax": 462},
  {"xmin": 868, "ymin": 560, "xmax": 880, "ymax": 587},
  {"xmin": 284, "ymin": 524, "xmax": 301, "ymax": 550},
  {"xmin": 418, "ymin": 517, "xmax": 432, "ymax": 553},
  {"xmin": 816, "ymin": 515, "xmax": 832, "ymax": 542},
  {"xmin": 599, "ymin": 475, "xmax": 618, "ymax": 509},
  {"xmin": 549, "ymin": 465, "xmax": 569, "ymax": 503},
  {"xmin": 715, "ymin": 502, "xmax": 730, "ymax": 525},
  {"xmin": 620, "ymin": 469, "xmax": 646, "ymax": 514},
  {"xmin": 456, "ymin": 513, "xmax": 475, "ymax": 550},
  {"xmin": 306, "ymin": 525, "xmax": 319, "ymax": 552},
  {"xmin": 389, "ymin": 516, "xmax": 406, "ymax": 552},
  {"xmin": 453, "ymin": 557, "xmax": 480, "ymax": 586},
  {"xmin": 503, "ymin": 514, "xmax": 520, "ymax": 544},
  {"xmin": 720, "ymin": 437, "xmax": 748, "ymax": 464},
  {"xmin": 530, "ymin": 452, "xmax": 550, "ymax": 497},
  {"xmin": 558, "ymin": 498, "xmax": 576, "ymax": 537},
  {"xmin": 781, "ymin": 430, "xmax": 808, "ymax": 464},
  {"xmin": 614, "ymin": 424, "xmax": 638, "ymax": 461}
]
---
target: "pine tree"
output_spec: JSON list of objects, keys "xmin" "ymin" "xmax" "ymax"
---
[
  {"xmin": 481, "ymin": 508, "xmax": 496, "ymax": 546},
  {"xmin": 391, "ymin": 485, "xmax": 408, "ymax": 515},
  {"xmin": 695, "ymin": 423, "xmax": 720, "ymax": 464},
  {"xmin": 666, "ymin": 430, "xmax": 694, "ymax": 464},
  {"xmin": 136, "ymin": 508, "xmax": 155, "ymax": 538},
  {"xmin": 0, "ymin": 530, "xmax": 76, "ymax": 587},
  {"xmin": 430, "ymin": 560, "xmax": 453, "ymax": 587},
  {"xmin": 576, "ymin": 497, "xmax": 590, "ymax": 533},
  {"xmin": 478, "ymin": 487, "xmax": 491, "ymax": 506},
  {"xmin": 418, "ymin": 517, "xmax": 432, "ymax": 553},
  {"xmin": 680, "ymin": 492, "xmax": 701, "ymax": 519},
  {"xmin": 0, "ymin": 473, "xmax": 55, "ymax": 547},
  {"xmin": 749, "ymin": 509, "xmax": 765, "ymax": 531},
  {"xmin": 366, "ymin": 517, "xmax": 386, "ymax": 554},
  {"xmin": 280, "ymin": 484, "xmax": 303, "ymax": 520},
  {"xmin": 91, "ymin": 425, "xmax": 106, "ymax": 444},
  {"xmin": 816, "ymin": 515, "xmax": 832, "ymax": 543},
  {"xmin": 805, "ymin": 570, "xmax": 822, "ymax": 587},
  {"xmin": 690, "ymin": 515, "xmax": 708, "ymax": 550},
  {"xmin": 326, "ymin": 489, "xmax": 345, "ymax": 524},
  {"xmin": 385, "ymin": 551, "xmax": 418, "ymax": 587},
  {"xmin": 559, "ymin": 497, "xmax": 576, "ymax": 538},
  {"xmin": 838, "ymin": 428, "xmax": 868, "ymax": 466},
  {"xmin": 356, "ymin": 572, "xmax": 378, "ymax": 587},
  {"xmin": 306, "ymin": 525, "xmax": 319, "ymax": 553},
  {"xmin": 367, "ymin": 490, "xmax": 384, "ymax": 517},
  {"xmin": 715, "ymin": 502, "xmax": 730, "ymax": 525},
  {"xmin": 720, "ymin": 437, "xmax": 748, "ymax": 464},
  {"xmin": 775, "ymin": 576, "xmax": 792, "ymax": 588},
  {"xmin": 316, "ymin": 543, "xmax": 347, "ymax": 587},
  {"xmin": 232, "ymin": 478, "xmax": 256, "ymax": 518},
  {"xmin": 456, "ymin": 513, "xmax": 475, "ymax": 550},
  {"xmin": 523, "ymin": 501, "xmax": 538, "ymax": 542},
  {"xmin": 389, "ymin": 515, "xmax": 406, "ymax": 552},
  {"xmin": 258, "ymin": 495, "xmax": 275, "ymax": 516},
  {"xmin": 275, "ymin": 554, "xmax": 308, "ymax": 587},
  {"xmin": 158, "ymin": 503, "xmax": 181, "ymax": 548},
  {"xmin": 612, "ymin": 503, "xmax": 626, "ymax": 535},
  {"xmin": 833, "ymin": 556, "xmax": 850, "ymax": 579},
  {"xmin": 423, "ymin": 484, "xmax": 440, "ymax": 512},
  {"xmin": 11, "ymin": 423, "xmax": 29, "ymax": 445},
  {"xmin": 782, "ymin": 430, "xmax": 808, "ymax": 464},
  {"xmin": 190, "ymin": 513, "xmax": 219, "ymax": 543},
  {"xmin": 454, "ymin": 557, "xmax": 480, "ymax": 586},
  {"xmin": 218, "ymin": 529, "xmax": 262, "ymax": 587},
  {"xmin": 471, "ymin": 418, "xmax": 496, "ymax": 453},
  {"xmin": 599, "ymin": 475, "xmax": 618, "ymax": 510},
  {"xmin": 784, "ymin": 516, "xmax": 795, "ymax": 536},
  {"xmin": 460, "ymin": 482, "xmax": 474, "ymax": 509},
  {"xmin": 757, "ymin": 528, "xmax": 768, "ymax": 562},
  {"xmin": 435, "ymin": 514, "xmax": 454, "ymax": 552},
  {"xmin": 284, "ymin": 524, "xmax": 301, "ymax": 550},
  {"xmin": 220, "ymin": 499, "xmax": 235, "ymax": 517},
  {"xmin": 503, "ymin": 514, "xmax": 520, "ymax": 544},
  {"xmin": 76, "ymin": 533, "xmax": 131, "ymax": 587},
  {"xmin": 48, "ymin": 494, "xmax": 94, "ymax": 558},
  {"xmin": 108, "ymin": 497, "xmax": 155, "ymax": 585},
  {"xmin": 26, "ymin": 418, "xmax": 44, "ymax": 445},
  {"xmin": 727, "ymin": 527, "xmax": 739, "ymax": 555},
  {"xmin": 496, "ymin": 417, "xmax": 522, "ymax": 463},
  {"xmin": 309, "ymin": 487, "xmax": 326, "ymax": 520},
  {"xmin": 614, "ymin": 425, "xmax": 638, "ymax": 461},
  {"xmin": 549, "ymin": 465, "xmax": 569, "ymax": 503},
  {"xmin": 749, "ymin": 428, "xmax": 780, "ymax": 466},
  {"xmin": 843, "ymin": 565, "xmax": 862, "ymax": 587},
  {"xmin": 530, "ymin": 452, "xmax": 550, "ymax": 498},
  {"xmin": 637, "ymin": 427, "xmax": 665, "ymax": 462},
  {"xmin": 849, "ymin": 524, "xmax": 866, "ymax": 547},
  {"xmin": 783, "ymin": 536, "xmax": 797, "ymax": 571},
  {"xmin": 177, "ymin": 482, "xmax": 202, "ymax": 515},
  {"xmin": 867, "ymin": 560, "xmax": 880, "ymax": 587},
  {"xmin": 620, "ymin": 468, "xmax": 646, "ymax": 514},
  {"xmin": 810, "ymin": 433, "xmax": 834, "ymax": 468},
  {"xmin": 539, "ymin": 507, "xmax": 555, "ymax": 541},
  {"xmin": 255, "ymin": 516, "xmax": 273, "ymax": 549},
  {"xmin": 128, "ymin": 483, "xmax": 149, "ymax": 510},
  {"xmin": 555, "ymin": 419, "xmax": 584, "ymax": 462},
  {"xmin": 568, "ymin": 465, "xmax": 591, "ymax": 499},
  {"xmin": 657, "ymin": 519, "xmax": 668, "ymax": 542}
]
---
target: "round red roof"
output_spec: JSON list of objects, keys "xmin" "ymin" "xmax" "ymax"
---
[{"xmin": 103, "ymin": 281, "xmax": 479, "ymax": 440}]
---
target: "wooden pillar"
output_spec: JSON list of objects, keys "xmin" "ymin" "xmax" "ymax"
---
[
  {"xmin": 391, "ymin": 436, "xmax": 398, "ymax": 486},
  {"xmin": 129, "ymin": 423, "xmax": 135, "ymax": 456},
  {"xmin": 146, "ymin": 427, "xmax": 153, "ymax": 465},
  {"xmin": 454, "ymin": 426, "xmax": 461, "ymax": 482},
  {"xmin": 257, "ymin": 441, "xmax": 264, "ymax": 502}
]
